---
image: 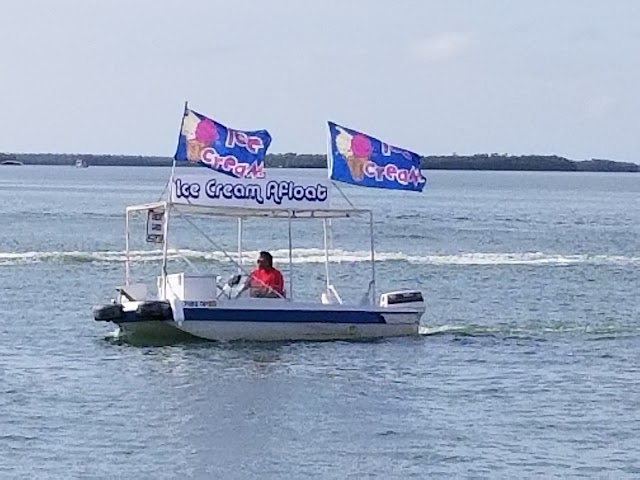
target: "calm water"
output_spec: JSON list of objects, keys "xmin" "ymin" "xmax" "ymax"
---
[{"xmin": 1, "ymin": 166, "xmax": 639, "ymax": 478}]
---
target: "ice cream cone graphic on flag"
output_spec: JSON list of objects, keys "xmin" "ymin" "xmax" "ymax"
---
[
  {"xmin": 335, "ymin": 127, "xmax": 372, "ymax": 182},
  {"xmin": 186, "ymin": 139, "xmax": 206, "ymax": 162},
  {"xmin": 345, "ymin": 155, "xmax": 367, "ymax": 181},
  {"xmin": 182, "ymin": 111, "xmax": 218, "ymax": 162}
]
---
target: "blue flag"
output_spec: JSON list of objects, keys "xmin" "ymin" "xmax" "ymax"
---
[
  {"xmin": 174, "ymin": 108, "xmax": 272, "ymax": 179},
  {"xmin": 327, "ymin": 121, "xmax": 426, "ymax": 192}
]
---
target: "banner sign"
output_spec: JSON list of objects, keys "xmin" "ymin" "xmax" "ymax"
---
[
  {"xmin": 146, "ymin": 207, "xmax": 165, "ymax": 243},
  {"xmin": 170, "ymin": 174, "xmax": 330, "ymax": 209},
  {"xmin": 174, "ymin": 108, "xmax": 271, "ymax": 179},
  {"xmin": 328, "ymin": 121, "xmax": 426, "ymax": 192}
]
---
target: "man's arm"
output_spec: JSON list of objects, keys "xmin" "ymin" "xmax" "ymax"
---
[{"xmin": 276, "ymin": 270, "xmax": 286, "ymax": 297}]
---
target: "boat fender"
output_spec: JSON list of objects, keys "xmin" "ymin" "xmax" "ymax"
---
[
  {"xmin": 93, "ymin": 304, "xmax": 124, "ymax": 322},
  {"xmin": 136, "ymin": 301, "xmax": 173, "ymax": 321}
]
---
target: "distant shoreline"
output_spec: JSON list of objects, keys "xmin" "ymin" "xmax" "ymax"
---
[{"xmin": 1, "ymin": 152, "xmax": 637, "ymax": 172}]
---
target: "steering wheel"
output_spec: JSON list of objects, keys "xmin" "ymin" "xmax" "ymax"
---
[
  {"xmin": 216, "ymin": 274, "xmax": 244, "ymax": 299},
  {"xmin": 228, "ymin": 274, "xmax": 242, "ymax": 287}
]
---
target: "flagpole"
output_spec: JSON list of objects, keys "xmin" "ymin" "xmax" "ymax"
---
[
  {"xmin": 322, "ymin": 219, "xmax": 331, "ymax": 294},
  {"xmin": 326, "ymin": 123, "xmax": 333, "ymax": 183},
  {"xmin": 332, "ymin": 181, "xmax": 355, "ymax": 208},
  {"xmin": 162, "ymin": 100, "xmax": 188, "ymax": 297},
  {"xmin": 369, "ymin": 210, "xmax": 376, "ymax": 305},
  {"xmin": 169, "ymin": 100, "xmax": 188, "ymax": 190},
  {"xmin": 287, "ymin": 211, "xmax": 294, "ymax": 300}
]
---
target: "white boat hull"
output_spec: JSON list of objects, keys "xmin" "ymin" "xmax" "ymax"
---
[
  {"xmin": 118, "ymin": 319, "xmax": 419, "ymax": 342},
  {"xmin": 103, "ymin": 300, "xmax": 423, "ymax": 342},
  {"xmin": 177, "ymin": 317, "xmax": 418, "ymax": 341}
]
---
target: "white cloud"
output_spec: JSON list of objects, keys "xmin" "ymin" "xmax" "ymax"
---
[{"xmin": 411, "ymin": 32, "xmax": 472, "ymax": 63}]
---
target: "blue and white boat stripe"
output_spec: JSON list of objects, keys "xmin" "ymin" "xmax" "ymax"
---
[{"xmin": 121, "ymin": 307, "xmax": 386, "ymax": 324}]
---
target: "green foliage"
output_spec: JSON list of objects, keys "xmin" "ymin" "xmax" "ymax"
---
[{"xmin": 1, "ymin": 152, "xmax": 637, "ymax": 172}]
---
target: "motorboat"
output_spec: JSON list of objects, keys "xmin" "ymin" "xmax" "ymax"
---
[{"xmin": 93, "ymin": 171, "xmax": 425, "ymax": 342}]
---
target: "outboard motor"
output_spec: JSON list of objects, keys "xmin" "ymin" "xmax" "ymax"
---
[
  {"xmin": 379, "ymin": 290, "xmax": 426, "ymax": 312},
  {"xmin": 136, "ymin": 301, "xmax": 173, "ymax": 321},
  {"xmin": 93, "ymin": 303, "xmax": 124, "ymax": 322}
]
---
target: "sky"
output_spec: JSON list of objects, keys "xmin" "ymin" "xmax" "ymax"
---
[{"xmin": 1, "ymin": 0, "xmax": 639, "ymax": 162}]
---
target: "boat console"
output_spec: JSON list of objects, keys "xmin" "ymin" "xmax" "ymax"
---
[{"xmin": 157, "ymin": 273, "xmax": 219, "ymax": 307}]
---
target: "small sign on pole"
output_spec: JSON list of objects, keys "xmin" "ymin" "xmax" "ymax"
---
[{"xmin": 146, "ymin": 207, "xmax": 165, "ymax": 243}]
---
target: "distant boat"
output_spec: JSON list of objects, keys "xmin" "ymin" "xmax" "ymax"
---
[
  {"xmin": 75, "ymin": 158, "xmax": 89, "ymax": 168},
  {"xmin": 0, "ymin": 160, "xmax": 23, "ymax": 166}
]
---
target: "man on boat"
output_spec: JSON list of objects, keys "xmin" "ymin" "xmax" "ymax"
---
[{"xmin": 239, "ymin": 251, "xmax": 285, "ymax": 298}]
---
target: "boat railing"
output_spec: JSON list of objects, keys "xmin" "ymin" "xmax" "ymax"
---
[
  {"xmin": 116, "ymin": 283, "xmax": 148, "ymax": 302},
  {"xmin": 321, "ymin": 284, "xmax": 344, "ymax": 305},
  {"xmin": 358, "ymin": 280, "xmax": 376, "ymax": 306}
]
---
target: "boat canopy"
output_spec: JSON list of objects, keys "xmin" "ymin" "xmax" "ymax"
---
[
  {"xmin": 124, "ymin": 167, "xmax": 377, "ymax": 302},
  {"xmin": 126, "ymin": 201, "xmax": 371, "ymax": 220}
]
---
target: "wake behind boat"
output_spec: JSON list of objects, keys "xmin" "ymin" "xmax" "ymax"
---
[{"xmin": 93, "ymin": 104, "xmax": 427, "ymax": 342}]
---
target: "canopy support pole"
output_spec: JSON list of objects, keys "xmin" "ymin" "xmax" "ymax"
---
[
  {"xmin": 287, "ymin": 212, "xmax": 294, "ymax": 299},
  {"xmin": 160, "ymin": 203, "xmax": 171, "ymax": 299},
  {"xmin": 237, "ymin": 218, "xmax": 243, "ymax": 274},
  {"xmin": 125, "ymin": 211, "xmax": 131, "ymax": 285},
  {"xmin": 323, "ymin": 219, "xmax": 331, "ymax": 292},
  {"xmin": 161, "ymin": 157, "xmax": 178, "ymax": 298},
  {"xmin": 161, "ymin": 100, "xmax": 187, "ymax": 298},
  {"xmin": 369, "ymin": 211, "xmax": 376, "ymax": 305}
]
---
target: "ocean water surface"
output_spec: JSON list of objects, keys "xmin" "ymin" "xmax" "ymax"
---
[{"xmin": 1, "ymin": 166, "xmax": 639, "ymax": 478}]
